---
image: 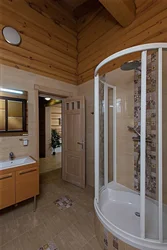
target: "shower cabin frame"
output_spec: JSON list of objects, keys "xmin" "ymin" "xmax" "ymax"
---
[
  {"xmin": 95, "ymin": 80, "xmax": 117, "ymax": 196},
  {"xmin": 94, "ymin": 43, "xmax": 167, "ymax": 247}
]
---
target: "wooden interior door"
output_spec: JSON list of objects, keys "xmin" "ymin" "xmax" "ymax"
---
[{"xmin": 62, "ymin": 96, "xmax": 85, "ymax": 188}]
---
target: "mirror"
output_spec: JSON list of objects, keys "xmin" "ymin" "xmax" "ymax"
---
[
  {"xmin": 0, "ymin": 88, "xmax": 28, "ymax": 136},
  {"xmin": 2, "ymin": 26, "xmax": 21, "ymax": 46}
]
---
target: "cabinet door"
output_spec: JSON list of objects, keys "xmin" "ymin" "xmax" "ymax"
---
[
  {"xmin": 0, "ymin": 172, "xmax": 15, "ymax": 210},
  {"xmin": 16, "ymin": 166, "xmax": 39, "ymax": 203}
]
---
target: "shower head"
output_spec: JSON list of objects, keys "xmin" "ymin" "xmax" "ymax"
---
[{"xmin": 121, "ymin": 60, "xmax": 141, "ymax": 71}]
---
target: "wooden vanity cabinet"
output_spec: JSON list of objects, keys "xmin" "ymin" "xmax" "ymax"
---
[
  {"xmin": 0, "ymin": 170, "xmax": 15, "ymax": 210},
  {"xmin": 0, "ymin": 161, "xmax": 39, "ymax": 210},
  {"xmin": 16, "ymin": 164, "xmax": 39, "ymax": 203}
]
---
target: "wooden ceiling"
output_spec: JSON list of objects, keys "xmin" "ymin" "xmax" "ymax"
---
[
  {"xmin": 24, "ymin": 0, "xmax": 137, "ymax": 29},
  {"xmin": 61, "ymin": 0, "xmax": 89, "ymax": 10},
  {"xmin": 27, "ymin": 0, "xmax": 101, "ymax": 21}
]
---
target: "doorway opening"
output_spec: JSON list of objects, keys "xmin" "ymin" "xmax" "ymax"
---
[
  {"xmin": 37, "ymin": 88, "xmax": 86, "ymax": 188},
  {"xmin": 38, "ymin": 94, "xmax": 62, "ymax": 174}
]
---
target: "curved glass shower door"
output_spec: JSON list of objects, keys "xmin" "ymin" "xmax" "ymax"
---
[{"xmin": 94, "ymin": 43, "xmax": 167, "ymax": 249}]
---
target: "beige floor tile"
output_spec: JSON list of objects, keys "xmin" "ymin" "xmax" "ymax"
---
[
  {"xmin": 81, "ymin": 237, "xmax": 102, "ymax": 250},
  {"xmin": 55, "ymin": 224, "xmax": 87, "ymax": 250},
  {"xmin": 19, "ymin": 224, "xmax": 53, "ymax": 250},
  {"xmin": 61, "ymin": 202, "xmax": 88, "ymax": 224},
  {"xmin": 53, "ymin": 234, "xmax": 69, "ymax": 250},
  {"xmin": 81, "ymin": 243, "xmax": 93, "ymax": 250},
  {"xmin": 43, "ymin": 210, "xmax": 71, "ymax": 237},
  {"xmin": 58, "ymin": 206, "xmax": 78, "ymax": 225},
  {"xmin": 40, "ymin": 182, "xmax": 61, "ymax": 195},
  {"xmin": 74, "ymin": 211, "xmax": 95, "ymax": 241},
  {"xmin": 88, "ymin": 237, "xmax": 102, "ymax": 250},
  {"xmin": 0, "ymin": 237, "xmax": 22, "ymax": 250},
  {"xmin": 0, "ymin": 207, "xmax": 14, "ymax": 226},
  {"xmin": 0, "ymin": 211, "xmax": 43, "ymax": 247},
  {"xmin": 84, "ymin": 185, "xmax": 94, "ymax": 198},
  {"xmin": 40, "ymin": 169, "xmax": 61, "ymax": 184},
  {"xmin": 69, "ymin": 224, "xmax": 87, "ymax": 246},
  {"xmin": 36, "ymin": 192, "xmax": 54, "ymax": 208},
  {"xmin": 13, "ymin": 199, "xmax": 34, "ymax": 220},
  {"xmin": 0, "ymin": 219, "xmax": 21, "ymax": 246},
  {"xmin": 0, "ymin": 222, "xmax": 19, "ymax": 246},
  {"xmin": 16, "ymin": 212, "xmax": 42, "ymax": 234},
  {"xmin": 35, "ymin": 203, "xmax": 59, "ymax": 223},
  {"xmin": 75, "ymin": 193, "xmax": 94, "ymax": 212}
]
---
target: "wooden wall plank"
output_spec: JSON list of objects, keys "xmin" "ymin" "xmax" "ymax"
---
[
  {"xmin": 30, "ymin": 0, "xmax": 76, "ymax": 31},
  {"xmin": 0, "ymin": 59, "xmax": 77, "ymax": 84},
  {"xmin": 78, "ymin": 8, "xmax": 117, "ymax": 50},
  {"xmin": 77, "ymin": 5, "xmax": 103, "ymax": 32},
  {"xmin": 0, "ymin": 41, "xmax": 76, "ymax": 75},
  {"xmin": 0, "ymin": 23, "xmax": 77, "ymax": 68},
  {"xmin": 135, "ymin": 0, "xmax": 157, "ymax": 14},
  {"xmin": 24, "ymin": 0, "xmax": 77, "ymax": 36},
  {"xmin": 1, "ymin": 1, "xmax": 77, "ymax": 46},
  {"xmin": 77, "ymin": 0, "xmax": 167, "ymax": 84},
  {"xmin": 0, "ymin": 13, "xmax": 77, "ymax": 59},
  {"xmin": 0, "ymin": 0, "xmax": 77, "ymax": 85}
]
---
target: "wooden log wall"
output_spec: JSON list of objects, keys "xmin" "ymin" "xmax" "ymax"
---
[
  {"xmin": 77, "ymin": 0, "xmax": 167, "ymax": 84},
  {"xmin": 1, "ymin": 1, "xmax": 167, "ymax": 85},
  {"xmin": 0, "ymin": 0, "xmax": 77, "ymax": 84}
]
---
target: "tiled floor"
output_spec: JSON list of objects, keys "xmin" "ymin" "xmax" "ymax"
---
[{"xmin": 0, "ymin": 169, "xmax": 102, "ymax": 250}]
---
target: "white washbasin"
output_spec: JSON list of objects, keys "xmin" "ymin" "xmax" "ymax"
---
[{"xmin": 0, "ymin": 156, "xmax": 36, "ymax": 170}]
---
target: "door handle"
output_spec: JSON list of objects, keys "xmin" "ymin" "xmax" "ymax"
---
[
  {"xmin": 0, "ymin": 173, "xmax": 12, "ymax": 180},
  {"xmin": 19, "ymin": 169, "xmax": 37, "ymax": 175},
  {"xmin": 77, "ymin": 141, "xmax": 84, "ymax": 149}
]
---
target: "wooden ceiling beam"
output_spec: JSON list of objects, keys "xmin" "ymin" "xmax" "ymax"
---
[
  {"xmin": 99, "ymin": 0, "xmax": 136, "ymax": 27},
  {"xmin": 73, "ymin": 0, "xmax": 101, "ymax": 19}
]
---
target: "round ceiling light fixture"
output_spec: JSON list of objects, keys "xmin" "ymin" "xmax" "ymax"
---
[
  {"xmin": 45, "ymin": 97, "xmax": 51, "ymax": 101},
  {"xmin": 2, "ymin": 26, "xmax": 21, "ymax": 46}
]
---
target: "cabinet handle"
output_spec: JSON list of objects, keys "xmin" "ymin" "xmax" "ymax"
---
[
  {"xmin": 0, "ymin": 173, "xmax": 12, "ymax": 180},
  {"xmin": 19, "ymin": 169, "xmax": 37, "ymax": 175}
]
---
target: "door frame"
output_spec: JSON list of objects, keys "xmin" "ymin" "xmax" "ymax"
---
[
  {"xmin": 45, "ymin": 106, "xmax": 51, "ymax": 158},
  {"xmin": 34, "ymin": 84, "xmax": 73, "ymax": 162}
]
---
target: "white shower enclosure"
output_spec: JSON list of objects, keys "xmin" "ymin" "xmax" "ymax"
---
[{"xmin": 94, "ymin": 43, "xmax": 167, "ymax": 250}]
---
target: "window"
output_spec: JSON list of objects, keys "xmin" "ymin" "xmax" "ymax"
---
[{"xmin": 0, "ymin": 97, "xmax": 27, "ymax": 133}]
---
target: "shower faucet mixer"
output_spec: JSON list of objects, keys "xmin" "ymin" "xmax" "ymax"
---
[{"xmin": 127, "ymin": 125, "xmax": 141, "ymax": 137}]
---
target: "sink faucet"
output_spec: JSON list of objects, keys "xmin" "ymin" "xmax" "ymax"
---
[{"xmin": 9, "ymin": 152, "xmax": 14, "ymax": 161}]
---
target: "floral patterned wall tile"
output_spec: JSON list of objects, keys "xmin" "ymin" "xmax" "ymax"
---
[{"xmin": 134, "ymin": 53, "xmax": 157, "ymax": 199}]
